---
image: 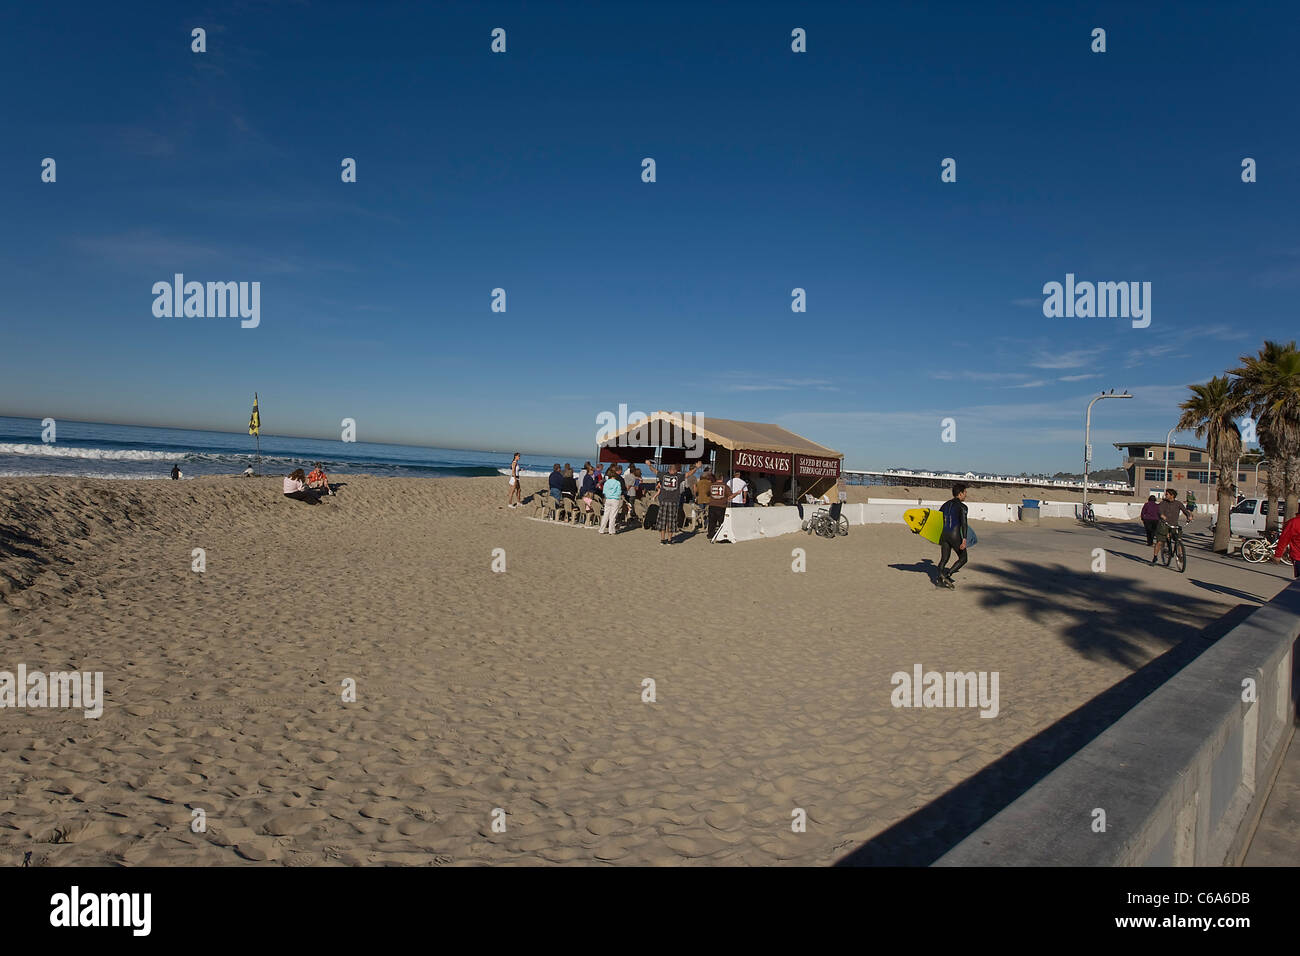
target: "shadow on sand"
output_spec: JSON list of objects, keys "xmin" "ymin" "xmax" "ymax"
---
[{"xmin": 836, "ymin": 559, "xmax": 1256, "ymax": 866}]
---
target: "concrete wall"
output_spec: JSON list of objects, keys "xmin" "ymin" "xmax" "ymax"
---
[
  {"xmin": 716, "ymin": 499, "xmax": 1216, "ymax": 542},
  {"xmin": 1032, "ymin": 500, "xmax": 1219, "ymax": 520},
  {"xmin": 935, "ymin": 580, "xmax": 1300, "ymax": 866}
]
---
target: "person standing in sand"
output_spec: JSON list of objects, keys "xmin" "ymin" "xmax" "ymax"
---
[
  {"xmin": 727, "ymin": 472, "xmax": 749, "ymax": 507},
  {"xmin": 599, "ymin": 465, "xmax": 623, "ymax": 534},
  {"xmin": 623, "ymin": 465, "xmax": 642, "ymax": 524},
  {"xmin": 645, "ymin": 460, "xmax": 701, "ymax": 544},
  {"xmin": 706, "ymin": 470, "xmax": 729, "ymax": 540},
  {"xmin": 935, "ymin": 482, "xmax": 970, "ymax": 589},
  {"xmin": 507, "ymin": 452, "xmax": 523, "ymax": 508}
]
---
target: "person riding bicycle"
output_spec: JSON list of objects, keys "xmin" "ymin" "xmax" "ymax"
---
[{"xmin": 1150, "ymin": 489, "xmax": 1192, "ymax": 566}]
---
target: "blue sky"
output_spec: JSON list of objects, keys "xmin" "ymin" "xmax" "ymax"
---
[{"xmin": 1, "ymin": 1, "xmax": 1296, "ymax": 472}]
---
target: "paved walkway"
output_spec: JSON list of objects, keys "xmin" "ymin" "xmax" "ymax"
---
[{"xmin": 1243, "ymin": 726, "xmax": 1300, "ymax": 865}]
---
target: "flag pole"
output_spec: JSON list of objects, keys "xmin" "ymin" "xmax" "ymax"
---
[{"xmin": 251, "ymin": 392, "xmax": 262, "ymax": 476}]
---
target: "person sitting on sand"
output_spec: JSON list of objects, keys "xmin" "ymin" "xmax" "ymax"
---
[
  {"xmin": 579, "ymin": 465, "xmax": 599, "ymax": 519},
  {"xmin": 561, "ymin": 464, "xmax": 579, "ymax": 516},
  {"xmin": 283, "ymin": 468, "xmax": 320, "ymax": 505},
  {"xmin": 306, "ymin": 462, "xmax": 332, "ymax": 495},
  {"xmin": 242, "ymin": 465, "xmax": 255, "ymax": 477},
  {"xmin": 170, "ymin": 464, "xmax": 181, "ymax": 480},
  {"xmin": 548, "ymin": 463, "xmax": 564, "ymax": 508}
]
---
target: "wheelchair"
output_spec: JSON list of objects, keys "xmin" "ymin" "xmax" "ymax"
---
[{"xmin": 801, "ymin": 502, "xmax": 848, "ymax": 538}]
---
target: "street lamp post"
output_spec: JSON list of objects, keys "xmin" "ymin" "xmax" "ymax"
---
[
  {"xmin": 1084, "ymin": 391, "xmax": 1132, "ymax": 517},
  {"xmin": 1163, "ymin": 425, "xmax": 1177, "ymax": 495},
  {"xmin": 1255, "ymin": 458, "xmax": 1268, "ymax": 497}
]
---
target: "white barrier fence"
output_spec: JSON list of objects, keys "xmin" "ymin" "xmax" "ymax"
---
[
  {"xmin": 865, "ymin": 499, "xmax": 1019, "ymax": 522},
  {"xmin": 715, "ymin": 498, "xmax": 1217, "ymax": 543}
]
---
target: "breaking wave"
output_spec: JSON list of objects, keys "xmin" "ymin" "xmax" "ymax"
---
[{"xmin": 0, "ymin": 444, "xmax": 180, "ymax": 461}]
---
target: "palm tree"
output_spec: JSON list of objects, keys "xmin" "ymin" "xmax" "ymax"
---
[
  {"xmin": 1230, "ymin": 341, "xmax": 1300, "ymax": 533},
  {"xmin": 1178, "ymin": 376, "xmax": 1242, "ymax": 553}
]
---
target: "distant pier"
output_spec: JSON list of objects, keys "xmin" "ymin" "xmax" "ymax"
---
[{"xmin": 842, "ymin": 469, "xmax": 1133, "ymax": 496}]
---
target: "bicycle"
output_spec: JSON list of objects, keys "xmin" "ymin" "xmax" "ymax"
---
[
  {"xmin": 1161, "ymin": 524, "xmax": 1187, "ymax": 573},
  {"xmin": 1242, "ymin": 529, "xmax": 1294, "ymax": 565}
]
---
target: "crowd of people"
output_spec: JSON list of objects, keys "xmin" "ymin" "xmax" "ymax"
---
[{"xmin": 522, "ymin": 457, "xmax": 794, "ymax": 543}]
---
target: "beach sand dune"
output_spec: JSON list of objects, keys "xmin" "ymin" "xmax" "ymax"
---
[{"xmin": 0, "ymin": 476, "xmax": 1277, "ymax": 865}]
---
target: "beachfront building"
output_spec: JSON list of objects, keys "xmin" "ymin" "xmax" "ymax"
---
[
  {"xmin": 597, "ymin": 412, "xmax": 844, "ymax": 503},
  {"xmin": 1114, "ymin": 441, "xmax": 1271, "ymax": 499}
]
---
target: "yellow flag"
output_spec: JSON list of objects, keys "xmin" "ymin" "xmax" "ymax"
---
[{"xmin": 248, "ymin": 394, "xmax": 260, "ymax": 436}]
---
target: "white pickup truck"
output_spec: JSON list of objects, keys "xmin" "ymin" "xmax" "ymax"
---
[{"xmin": 1227, "ymin": 498, "xmax": 1287, "ymax": 538}]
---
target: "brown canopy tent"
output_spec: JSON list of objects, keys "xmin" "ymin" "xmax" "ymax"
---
[{"xmin": 597, "ymin": 411, "xmax": 845, "ymax": 503}]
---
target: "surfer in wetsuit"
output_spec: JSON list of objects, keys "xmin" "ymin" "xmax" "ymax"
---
[{"xmin": 936, "ymin": 483, "xmax": 969, "ymax": 589}]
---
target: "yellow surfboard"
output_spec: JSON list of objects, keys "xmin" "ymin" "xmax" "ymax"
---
[{"xmin": 903, "ymin": 507, "xmax": 944, "ymax": 544}]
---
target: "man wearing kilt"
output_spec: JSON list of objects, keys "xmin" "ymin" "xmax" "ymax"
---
[{"xmin": 645, "ymin": 460, "xmax": 702, "ymax": 545}]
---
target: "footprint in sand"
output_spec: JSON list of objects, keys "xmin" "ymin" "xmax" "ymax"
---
[{"xmin": 260, "ymin": 808, "xmax": 328, "ymax": 836}]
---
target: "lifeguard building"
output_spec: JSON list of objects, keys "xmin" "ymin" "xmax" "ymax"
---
[{"xmin": 1114, "ymin": 441, "xmax": 1271, "ymax": 497}]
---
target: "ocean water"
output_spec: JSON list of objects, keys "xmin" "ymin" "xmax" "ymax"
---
[{"xmin": 0, "ymin": 417, "xmax": 587, "ymax": 481}]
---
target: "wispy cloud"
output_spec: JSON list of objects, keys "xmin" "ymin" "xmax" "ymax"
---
[
  {"xmin": 1250, "ymin": 248, "xmax": 1300, "ymax": 289},
  {"xmin": 1059, "ymin": 373, "xmax": 1101, "ymax": 382},
  {"xmin": 1182, "ymin": 323, "xmax": 1252, "ymax": 342},
  {"xmin": 1005, "ymin": 379, "xmax": 1048, "ymax": 388},
  {"xmin": 1124, "ymin": 344, "xmax": 1187, "ymax": 368},
  {"xmin": 106, "ymin": 124, "xmax": 176, "ymax": 158},
  {"xmin": 181, "ymin": 196, "xmax": 403, "ymax": 225},
  {"xmin": 1027, "ymin": 347, "xmax": 1107, "ymax": 370},
  {"xmin": 719, "ymin": 377, "xmax": 838, "ymax": 392},
  {"xmin": 932, "ymin": 370, "xmax": 1033, "ymax": 383},
  {"xmin": 70, "ymin": 231, "xmax": 353, "ymax": 275},
  {"xmin": 73, "ymin": 232, "xmax": 224, "ymax": 266}
]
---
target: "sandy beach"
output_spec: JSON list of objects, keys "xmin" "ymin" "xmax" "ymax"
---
[{"xmin": 0, "ymin": 475, "xmax": 1291, "ymax": 866}]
